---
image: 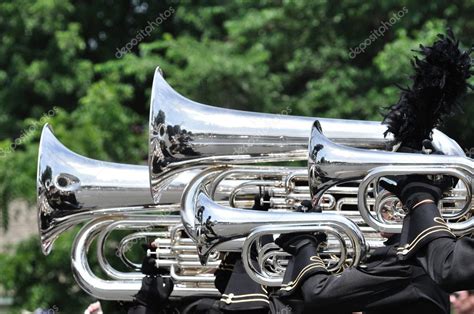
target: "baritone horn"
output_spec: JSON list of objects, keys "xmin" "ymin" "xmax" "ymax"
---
[
  {"xmin": 308, "ymin": 120, "xmax": 474, "ymax": 234},
  {"xmin": 148, "ymin": 67, "xmax": 466, "ymax": 203}
]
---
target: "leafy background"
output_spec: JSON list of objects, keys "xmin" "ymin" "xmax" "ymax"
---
[{"xmin": 0, "ymin": 0, "xmax": 473, "ymax": 312}]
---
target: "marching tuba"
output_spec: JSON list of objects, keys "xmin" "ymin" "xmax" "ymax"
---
[
  {"xmin": 147, "ymin": 67, "xmax": 465, "ymax": 202},
  {"xmin": 308, "ymin": 120, "xmax": 474, "ymax": 234},
  {"xmin": 181, "ymin": 167, "xmax": 370, "ymax": 286}
]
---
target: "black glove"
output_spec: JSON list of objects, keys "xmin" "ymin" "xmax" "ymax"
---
[
  {"xmin": 140, "ymin": 243, "xmax": 161, "ymax": 276},
  {"xmin": 397, "ymin": 139, "xmax": 442, "ymax": 154},
  {"xmin": 380, "ymin": 140, "xmax": 455, "ymax": 211},
  {"xmin": 275, "ymin": 232, "xmax": 327, "ymax": 255},
  {"xmin": 251, "ymin": 191, "xmax": 271, "ymax": 211},
  {"xmin": 296, "ymin": 200, "xmax": 319, "ymax": 212},
  {"xmin": 133, "ymin": 276, "xmax": 174, "ymax": 309},
  {"xmin": 132, "ymin": 242, "xmax": 174, "ymax": 310},
  {"xmin": 379, "ymin": 176, "xmax": 443, "ymax": 211},
  {"xmin": 420, "ymin": 139, "xmax": 444, "ymax": 155}
]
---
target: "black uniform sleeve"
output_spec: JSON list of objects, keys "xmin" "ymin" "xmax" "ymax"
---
[
  {"xmin": 298, "ymin": 264, "xmax": 409, "ymax": 311},
  {"xmin": 278, "ymin": 240, "xmax": 411, "ymax": 312},
  {"xmin": 277, "ymin": 240, "xmax": 328, "ymax": 295},
  {"xmin": 398, "ymin": 201, "xmax": 474, "ymax": 292},
  {"xmin": 414, "ymin": 236, "xmax": 474, "ymax": 292},
  {"xmin": 397, "ymin": 202, "xmax": 455, "ymax": 260},
  {"xmin": 217, "ymin": 259, "xmax": 270, "ymax": 313}
]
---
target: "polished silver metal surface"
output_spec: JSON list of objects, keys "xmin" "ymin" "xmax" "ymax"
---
[
  {"xmin": 37, "ymin": 124, "xmax": 213, "ymax": 255},
  {"xmin": 38, "ymin": 122, "xmax": 385, "ymax": 297},
  {"xmin": 181, "ymin": 168, "xmax": 369, "ymax": 286},
  {"xmin": 38, "ymin": 124, "xmax": 152, "ymax": 255},
  {"xmin": 309, "ymin": 120, "xmax": 474, "ymax": 233},
  {"xmin": 209, "ymin": 166, "xmax": 359, "ymax": 212},
  {"xmin": 148, "ymin": 67, "xmax": 466, "ymax": 203},
  {"xmin": 40, "ymin": 66, "xmax": 472, "ymax": 300},
  {"xmin": 203, "ymin": 166, "xmax": 385, "ymax": 249},
  {"xmin": 71, "ymin": 215, "xmax": 218, "ymax": 301},
  {"xmin": 242, "ymin": 223, "xmax": 365, "ymax": 285},
  {"xmin": 209, "ymin": 166, "xmax": 308, "ymax": 210},
  {"xmin": 37, "ymin": 124, "xmax": 199, "ymax": 254},
  {"xmin": 359, "ymin": 166, "xmax": 474, "ymax": 233},
  {"xmin": 97, "ymin": 218, "xmax": 220, "ymax": 281}
]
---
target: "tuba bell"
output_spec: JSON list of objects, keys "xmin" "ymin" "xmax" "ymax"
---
[{"xmin": 37, "ymin": 124, "xmax": 195, "ymax": 254}]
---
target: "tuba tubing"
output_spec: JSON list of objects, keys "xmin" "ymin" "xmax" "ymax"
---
[
  {"xmin": 181, "ymin": 168, "xmax": 368, "ymax": 269},
  {"xmin": 242, "ymin": 223, "xmax": 365, "ymax": 286},
  {"xmin": 71, "ymin": 215, "xmax": 218, "ymax": 301},
  {"xmin": 359, "ymin": 166, "xmax": 474, "ymax": 234}
]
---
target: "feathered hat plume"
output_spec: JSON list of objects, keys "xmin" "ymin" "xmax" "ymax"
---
[{"xmin": 383, "ymin": 29, "xmax": 473, "ymax": 150}]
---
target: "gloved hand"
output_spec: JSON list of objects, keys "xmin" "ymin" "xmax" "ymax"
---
[
  {"xmin": 379, "ymin": 176, "xmax": 444, "ymax": 211},
  {"xmin": 397, "ymin": 139, "xmax": 442, "ymax": 154},
  {"xmin": 420, "ymin": 139, "xmax": 444, "ymax": 155},
  {"xmin": 380, "ymin": 140, "xmax": 455, "ymax": 211},
  {"xmin": 134, "ymin": 276, "xmax": 174, "ymax": 309},
  {"xmin": 296, "ymin": 200, "xmax": 319, "ymax": 212},
  {"xmin": 251, "ymin": 191, "xmax": 271, "ymax": 211},
  {"xmin": 140, "ymin": 242, "xmax": 161, "ymax": 276},
  {"xmin": 275, "ymin": 232, "xmax": 327, "ymax": 256},
  {"xmin": 132, "ymin": 242, "xmax": 174, "ymax": 310}
]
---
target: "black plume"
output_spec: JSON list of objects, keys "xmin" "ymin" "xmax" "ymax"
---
[{"xmin": 383, "ymin": 29, "xmax": 473, "ymax": 150}]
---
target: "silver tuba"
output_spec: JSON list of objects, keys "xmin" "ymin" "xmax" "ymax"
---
[
  {"xmin": 147, "ymin": 67, "xmax": 465, "ymax": 203},
  {"xmin": 181, "ymin": 167, "xmax": 370, "ymax": 286},
  {"xmin": 308, "ymin": 120, "xmax": 474, "ymax": 234},
  {"xmin": 70, "ymin": 215, "xmax": 218, "ymax": 301}
]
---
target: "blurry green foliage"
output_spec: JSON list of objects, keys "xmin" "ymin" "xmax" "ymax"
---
[
  {"xmin": 0, "ymin": 228, "xmax": 129, "ymax": 313},
  {"xmin": 1, "ymin": 0, "xmax": 474, "ymax": 312},
  {"xmin": 0, "ymin": 230, "xmax": 93, "ymax": 311}
]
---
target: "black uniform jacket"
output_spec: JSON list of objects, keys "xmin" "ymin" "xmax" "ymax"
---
[
  {"xmin": 397, "ymin": 201, "xmax": 474, "ymax": 292},
  {"xmin": 277, "ymin": 234, "xmax": 449, "ymax": 314},
  {"xmin": 182, "ymin": 235, "xmax": 449, "ymax": 314}
]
